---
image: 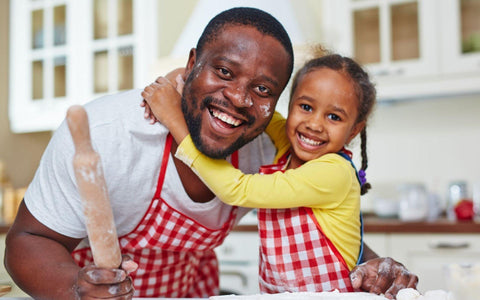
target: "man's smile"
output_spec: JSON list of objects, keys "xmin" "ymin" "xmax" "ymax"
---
[{"xmin": 209, "ymin": 107, "xmax": 243, "ymax": 127}]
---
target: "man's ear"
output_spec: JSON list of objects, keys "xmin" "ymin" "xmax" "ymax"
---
[
  {"xmin": 185, "ymin": 48, "xmax": 197, "ymax": 77},
  {"xmin": 347, "ymin": 121, "xmax": 365, "ymax": 144}
]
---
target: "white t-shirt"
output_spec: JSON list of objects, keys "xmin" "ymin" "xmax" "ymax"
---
[{"xmin": 24, "ymin": 89, "xmax": 275, "ymax": 239}]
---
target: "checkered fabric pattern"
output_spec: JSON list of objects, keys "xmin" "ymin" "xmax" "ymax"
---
[
  {"xmin": 258, "ymin": 207, "xmax": 354, "ymax": 293},
  {"xmin": 73, "ymin": 198, "xmax": 237, "ymax": 298},
  {"xmin": 72, "ymin": 135, "xmax": 238, "ymax": 298}
]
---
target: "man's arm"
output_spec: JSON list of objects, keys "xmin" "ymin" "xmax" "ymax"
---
[
  {"xmin": 5, "ymin": 201, "xmax": 133, "ymax": 299},
  {"xmin": 350, "ymin": 243, "xmax": 419, "ymax": 299}
]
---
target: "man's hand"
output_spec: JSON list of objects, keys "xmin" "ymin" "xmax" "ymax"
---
[
  {"xmin": 350, "ymin": 257, "xmax": 419, "ymax": 299},
  {"xmin": 74, "ymin": 255, "xmax": 137, "ymax": 299}
]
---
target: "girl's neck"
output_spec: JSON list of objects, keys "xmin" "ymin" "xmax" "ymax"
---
[{"xmin": 286, "ymin": 148, "xmax": 301, "ymax": 170}]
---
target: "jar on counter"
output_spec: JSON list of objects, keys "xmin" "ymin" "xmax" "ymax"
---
[{"xmin": 398, "ymin": 183, "xmax": 429, "ymax": 222}]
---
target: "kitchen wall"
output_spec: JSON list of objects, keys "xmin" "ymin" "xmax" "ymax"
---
[
  {"xmin": 362, "ymin": 94, "xmax": 480, "ymax": 210},
  {"xmin": 0, "ymin": 0, "xmax": 52, "ymax": 189},
  {"xmin": 1, "ymin": 0, "xmax": 479, "ymax": 205}
]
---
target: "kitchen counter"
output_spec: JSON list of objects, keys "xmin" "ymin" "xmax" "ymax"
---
[
  {"xmin": 231, "ymin": 215, "xmax": 480, "ymax": 233},
  {"xmin": 2, "ymin": 216, "xmax": 479, "ymax": 235}
]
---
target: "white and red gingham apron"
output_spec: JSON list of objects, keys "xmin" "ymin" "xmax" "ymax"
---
[
  {"xmin": 258, "ymin": 152, "xmax": 357, "ymax": 293},
  {"xmin": 73, "ymin": 134, "xmax": 239, "ymax": 298}
]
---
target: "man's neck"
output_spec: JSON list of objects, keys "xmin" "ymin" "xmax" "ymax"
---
[{"xmin": 170, "ymin": 139, "xmax": 216, "ymax": 203}]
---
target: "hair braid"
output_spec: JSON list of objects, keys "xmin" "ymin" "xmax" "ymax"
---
[{"xmin": 360, "ymin": 128, "xmax": 371, "ymax": 195}]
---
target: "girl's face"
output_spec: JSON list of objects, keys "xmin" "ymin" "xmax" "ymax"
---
[{"xmin": 286, "ymin": 68, "xmax": 365, "ymax": 168}]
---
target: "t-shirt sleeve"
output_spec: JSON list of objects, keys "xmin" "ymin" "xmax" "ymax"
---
[
  {"xmin": 175, "ymin": 135, "xmax": 352, "ymax": 209},
  {"xmin": 23, "ymin": 120, "xmax": 87, "ymax": 238}
]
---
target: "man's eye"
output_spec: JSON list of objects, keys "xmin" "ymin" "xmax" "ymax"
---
[
  {"xmin": 217, "ymin": 67, "xmax": 231, "ymax": 78},
  {"xmin": 328, "ymin": 113, "xmax": 341, "ymax": 121},
  {"xmin": 300, "ymin": 104, "xmax": 312, "ymax": 112},
  {"xmin": 256, "ymin": 85, "xmax": 271, "ymax": 96}
]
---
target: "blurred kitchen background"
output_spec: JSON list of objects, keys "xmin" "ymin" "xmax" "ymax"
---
[{"xmin": 0, "ymin": 0, "xmax": 480, "ymax": 297}]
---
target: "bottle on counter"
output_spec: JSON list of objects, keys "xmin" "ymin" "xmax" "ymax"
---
[
  {"xmin": 473, "ymin": 181, "xmax": 480, "ymax": 222},
  {"xmin": 398, "ymin": 183, "xmax": 429, "ymax": 222}
]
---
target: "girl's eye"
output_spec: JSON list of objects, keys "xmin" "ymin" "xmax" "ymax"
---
[
  {"xmin": 300, "ymin": 104, "xmax": 312, "ymax": 112},
  {"xmin": 256, "ymin": 85, "xmax": 271, "ymax": 97},
  {"xmin": 328, "ymin": 113, "xmax": 341, "ymax": 121}
]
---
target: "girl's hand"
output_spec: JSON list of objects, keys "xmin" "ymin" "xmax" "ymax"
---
[
  {"xmin": 141, "ymin": 75, "xmax": 189, "ymax": 144},
  {"xmin": 141, "ymin": 68, "xmax": 185, "ymax": 124}
]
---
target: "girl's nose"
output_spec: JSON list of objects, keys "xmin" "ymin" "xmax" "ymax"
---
[
  {"xmin": 224, "ymin": 85, "xmax": 253, "ymax": 108},
  {"xmin": 306, "ymin": 115, "xmax": 324, "ymax": 132}
]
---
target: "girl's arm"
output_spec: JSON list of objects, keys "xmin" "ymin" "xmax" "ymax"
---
[
  {"xmin": 141, "ymin": 75, "xmax": 188, "ymax": 144},
  {"xmin": 176, "ymin": 135, "xmax": 352, "ymax": 209}
]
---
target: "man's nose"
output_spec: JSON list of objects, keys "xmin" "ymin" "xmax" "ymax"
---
[{"xmin": 224, "ymin": 84, "xmax": 253, "ymax": 108}]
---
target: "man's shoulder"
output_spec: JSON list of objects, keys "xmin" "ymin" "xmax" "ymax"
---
[{"xmin": 83, "ymin": 89, "xmax": 143, "ymax": 120}]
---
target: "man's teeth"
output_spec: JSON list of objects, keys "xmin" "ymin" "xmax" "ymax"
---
[
  {"xmin": 300, "ymin": 134, "xmax": 322, "ymax": 146},
  {"xmin": 211, "ymin": 110, "xmax": 242, "ymax": 126}
]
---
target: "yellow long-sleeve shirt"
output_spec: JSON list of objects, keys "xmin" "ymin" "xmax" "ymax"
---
[{"xmin": 175, "ymin": 112, "xmax": 361, "ymax": 269}]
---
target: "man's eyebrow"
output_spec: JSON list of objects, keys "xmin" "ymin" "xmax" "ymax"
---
[
  {"xmin": 258, "ymin": 75, "xmax": 280, "ymax": 88},
  {"xmin": 216, "ymin": 56, "xmax": 280, "ymax": 88}
]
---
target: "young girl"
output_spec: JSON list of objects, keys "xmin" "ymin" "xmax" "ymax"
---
[{"xmin": 142, "ymin": 53, "xmax": 376, "ymax": 293}]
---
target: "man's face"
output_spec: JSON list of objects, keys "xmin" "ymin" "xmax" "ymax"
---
[{"xmin": 181, "ymin": 25, "xmax": 291, "ymax": 158}]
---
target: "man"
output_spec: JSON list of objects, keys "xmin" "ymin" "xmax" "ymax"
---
[{"xmin": 5, "ymin": 7, "xmax": 417, "ymax": 299}]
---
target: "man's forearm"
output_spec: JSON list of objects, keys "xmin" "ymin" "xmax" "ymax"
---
[
  {"xmin": 5, "ymin": 232, "xmax": 80, "ymax": 299},
  {"xmin": 362, "ymin": 243, "xmax": 379, "ymax": 262}
]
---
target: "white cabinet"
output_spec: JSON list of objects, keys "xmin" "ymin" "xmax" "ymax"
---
[
  {"xmin": 322, "ymin": 0, "xmax": 480, "ymax": 101},
  {"xmin": 9, "ymin": 0, "xmax": 157, "ymax": 133},
  {"xmin": 215, "ymin": 232, "xmax": 260, "ymax": 295},
  {"xmin": 323, "ymin": 0, "xmax": 438, "ymax": 79},
  {"xmin": 440, "ymin": 0, "xmax": 480, "ymax": 75},
  {"xmin": 366, "ymin": 233, "xmax": 480, "ymax": 293}
]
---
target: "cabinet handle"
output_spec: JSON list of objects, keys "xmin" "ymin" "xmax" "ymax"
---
[
  {"xmin": 428, "ymin": 241, "xmax": 470, "ymax": 249},
  {"xmin": 220, "ymin": 270, "xmax": 248, "ymax": 286}
]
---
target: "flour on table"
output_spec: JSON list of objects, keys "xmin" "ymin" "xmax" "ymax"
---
[{"xmin": 210, "ymin": 289, "xmax": 453, "ymax": 300}]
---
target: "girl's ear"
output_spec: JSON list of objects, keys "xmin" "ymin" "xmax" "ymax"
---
[{"xmin": 347, "ymin": 121, "xmax": 365, "ymax": 144}]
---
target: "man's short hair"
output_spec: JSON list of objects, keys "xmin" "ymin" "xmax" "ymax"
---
[{"xmin": 196, "ymin": 7, "xmax": 294, "ymax": 80}]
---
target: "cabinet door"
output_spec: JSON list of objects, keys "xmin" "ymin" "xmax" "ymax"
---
[
  {"xmin": 389, "ymin": 234, "xmax": 480, "ymax": 293},
  {"xmin": 325, "ymin": 0, "xmax": 438, "ymax": 79},
  {"xmin": 9, "ymin": 0, "xmax": 75, "ymax": 132},
  {"xmin": 9, "ymin": 0, "xmax": 156, "ymax": 133},
  {"xmin": 440, "ymin": 0, "xmax": 480, "ymax": 75}
]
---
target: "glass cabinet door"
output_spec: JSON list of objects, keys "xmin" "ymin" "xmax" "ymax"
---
[
  {"xmin": 9, "ymin": 0, "xmax": 72, "ymax": 132},
  {"xmin": 30, "ymin": 3, "xmax": 68, "ymax": 101},
  {"xmin": 350, "ymin": 0, "xmax": 437, "ymax": 78},
  {"xmin": 91, "ymin": 0, "xmax": 134, "ymax": 95},
  {"xmin": 441, "ymin": 0, "xmax": 480, "ymax": 74},
  {"xmin": 9, "ymin": 0, "xmax": 153, "ymax": 133}
]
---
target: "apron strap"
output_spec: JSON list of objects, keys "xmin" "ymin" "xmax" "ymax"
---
[
  {"xmin": 154, "ymin": 133, "xmax": 173, "ymax": 199},
  {"xmin": 230, "ymin": 150, "xmax": 239, "ymax": 169}
]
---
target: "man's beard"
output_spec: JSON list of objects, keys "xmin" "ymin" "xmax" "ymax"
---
[{"xmin": 181, "ymin": 94, "xmax": 251, "ymax": 159}]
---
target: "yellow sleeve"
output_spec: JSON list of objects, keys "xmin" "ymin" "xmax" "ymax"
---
[
  {"xmin": 265, "ymin": 111, "xmax": 290, "ymax": 160},
  {"xmin": 175, "ymin": 135, "xmax": 353, "ymax": 209}
]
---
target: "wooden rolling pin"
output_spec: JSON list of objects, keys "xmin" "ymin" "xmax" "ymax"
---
[{"xmin": 67, "ymin": 105, "xmax": 122, "ymax": 269}]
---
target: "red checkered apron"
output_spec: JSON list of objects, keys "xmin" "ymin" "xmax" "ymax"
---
[
  {"xmin": 258, "ymin": 153, "xmax": 355, "ymax": 293},
  {"xmin": 73, "ymin": 134, "xmax": 239, "ymax": 298}
]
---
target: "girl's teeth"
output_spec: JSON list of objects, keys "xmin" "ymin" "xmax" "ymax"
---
[
  {"xmin": 211, "ymin": 110, "xmax": 242, "ymax": 126},
  {"xmin": 300, "ymin": 134, "xmax": 321, "ymax": 146}
]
